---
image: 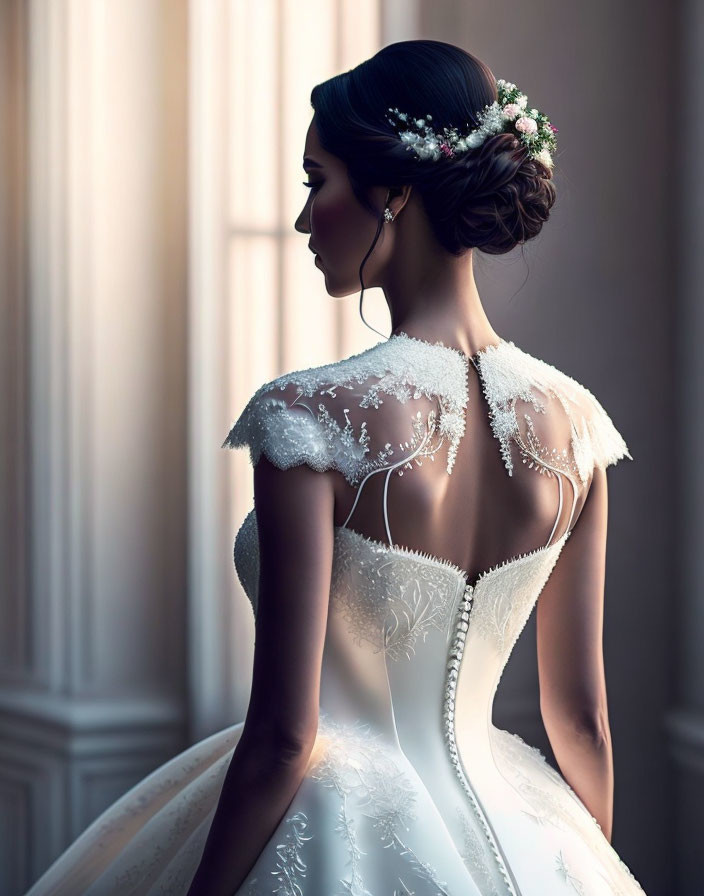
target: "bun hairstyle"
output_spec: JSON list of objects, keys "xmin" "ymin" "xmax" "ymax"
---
[{"xmin": 310, "ymin": 40, "xmax": 557, "ymax": 326}]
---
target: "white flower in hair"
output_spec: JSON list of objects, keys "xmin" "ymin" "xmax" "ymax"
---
[
  {"xmin": 385, "ymin": 77, "xmax": 557, "ymax": 165},
  {"xmin": 535, "ymin": 147, "xmax": 554, "ymax": 170}
]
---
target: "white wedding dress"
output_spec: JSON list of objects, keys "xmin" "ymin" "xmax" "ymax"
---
[{"xmin": 26, "ymin": 331, "xmax": 647, "ymax": 895}]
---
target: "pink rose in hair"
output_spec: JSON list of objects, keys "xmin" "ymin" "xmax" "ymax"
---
[
  {"xmin": 515, "ymin": 116, "xmax": 538, "ymax": 135},
  {"xmin": 502, "ymin": 103, "xmax": 522, "ymax": 119}
]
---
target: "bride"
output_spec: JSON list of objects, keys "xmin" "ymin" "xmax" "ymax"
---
[{"xmin": 27, "ymin": 39, "xmax": 646, "ymax": 896}]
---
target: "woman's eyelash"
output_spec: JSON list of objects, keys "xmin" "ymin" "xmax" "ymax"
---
[{"xmin": 302, "ymin": 181, "xmax": 321, "ymax": 191}]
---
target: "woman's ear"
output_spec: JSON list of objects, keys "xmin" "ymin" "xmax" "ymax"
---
[{"xmin": 387, "ymin": 183, "xmax": 413, "ymax": 217}]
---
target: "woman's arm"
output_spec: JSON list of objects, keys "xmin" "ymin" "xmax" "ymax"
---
[
  {"xmin": 186, "ymin": 734, "xmax": 313, "ymax": 896},
  {"xmin": 187, "ymin": 453, "xmax": 337, "ymax": 896},
  {"xmin": 536, "ymin": 464, "xmax": 614, "ymax": 842}
]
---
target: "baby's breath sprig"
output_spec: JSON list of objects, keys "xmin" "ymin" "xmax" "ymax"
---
[{"xmin": 385, "ymin": 77, "xmax": 558, "ymax": 170}]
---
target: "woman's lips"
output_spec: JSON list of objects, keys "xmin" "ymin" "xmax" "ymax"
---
[{"xmin": 315, "ymin": 254, "xmax": 322, "ymax": 266}]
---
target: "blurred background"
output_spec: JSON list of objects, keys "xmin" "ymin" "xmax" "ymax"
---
[{"xmin": 0, "ymin": 1, "xmax": 701, "ymax": 893}]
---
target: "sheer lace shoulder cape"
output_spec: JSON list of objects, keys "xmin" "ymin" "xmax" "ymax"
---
[{"xmin": 222, "ymin": 331, "xmax": 633, "ymax": 489}]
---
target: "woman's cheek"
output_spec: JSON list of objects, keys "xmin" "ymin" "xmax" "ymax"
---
[
  {"xmin": 313, "ymin": 193, "xmax": 344, "ymax": 231},
  {"xmin": 314, "ymin": 194, "xmax": 366, "ymax": 258}
]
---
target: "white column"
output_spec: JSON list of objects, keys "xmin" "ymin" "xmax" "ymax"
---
[
  {"xmin": 0, "ymin": 1, "xmax": 189, "ymax": 892},
  {"xmin": 188, "ymin": 0, "xmax": 243, "ymax": 741}
]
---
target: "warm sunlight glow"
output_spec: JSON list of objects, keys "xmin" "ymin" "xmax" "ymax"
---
[{"xmin": 228, "ymin": 0, "xmax": 382, "ymax": 385}]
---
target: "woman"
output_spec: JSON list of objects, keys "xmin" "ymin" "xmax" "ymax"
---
[{"xmin": 26, "ymin": 39, "xmax": 646, "ymax": 895}]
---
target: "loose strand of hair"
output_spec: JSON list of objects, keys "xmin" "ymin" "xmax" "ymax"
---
[{"xmin": 357, "ymin": 211, "xmax": 388, "ymax": 341}]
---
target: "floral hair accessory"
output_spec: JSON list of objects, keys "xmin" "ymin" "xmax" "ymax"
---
[{"xmin": 385, "ymin": 78, "xmax": 557, "ymax": 170}]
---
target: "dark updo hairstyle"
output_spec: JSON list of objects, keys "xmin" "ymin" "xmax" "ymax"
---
[{"xmin": 310, "ymin": 40, "xmax": 557, "ymax": 335}]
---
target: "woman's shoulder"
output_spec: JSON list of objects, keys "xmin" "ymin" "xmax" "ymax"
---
[
  {"xmin": 222, "ymin": 332, "xmax": 633, "ymax": 486},
  {"xmin": 226, "ymin": 334, "xmax": 469, "ymax": 433},
  {"xmin": 250, "ymin": 333, "xmax": 468, "ymax": 402},
  {"xmin": 474, "ymin": 338, "xmax": 634, "ymax": 480},
  {"xmin": 221, "ymin": 336, "xmax": 467, "ymax": 485}
]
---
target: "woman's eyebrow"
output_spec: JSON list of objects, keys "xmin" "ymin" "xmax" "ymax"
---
[{"xmin": 303, "ymin": 157, "xmax": 323, "ymax": 169}]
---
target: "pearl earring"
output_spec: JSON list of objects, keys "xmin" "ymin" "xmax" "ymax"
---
[{"xmin": 383, "ymin": 207, "xmax": 395, "ymax": 222}]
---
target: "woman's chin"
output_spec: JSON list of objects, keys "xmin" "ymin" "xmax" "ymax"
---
[
  {"xmin": 314, "ymin": 263, "xmax": 361, "ymax": 299},
  {"xmin": 328, "ymin": 284, "xmax": 361, "ymax": 300}
]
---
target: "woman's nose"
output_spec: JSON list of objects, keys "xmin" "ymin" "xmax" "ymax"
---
[{"xmin": 294, "ymin": 208, "xmax": 309, "ymax": 235}]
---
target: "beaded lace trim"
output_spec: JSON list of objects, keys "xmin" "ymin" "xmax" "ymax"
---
[{"xmin": 334, "ymin": 521, "xmax": 568, "ymax": 596}]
